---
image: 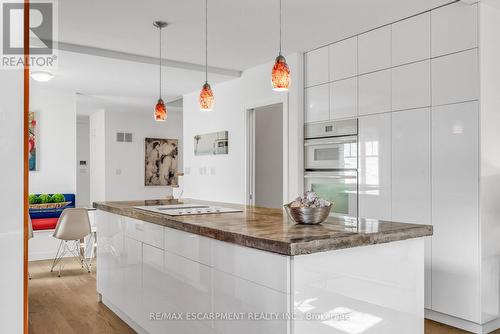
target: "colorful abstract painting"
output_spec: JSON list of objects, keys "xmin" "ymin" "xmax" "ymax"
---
[
  {"xmin": 145, "ymin": 138, "xmax": 179, "ymax": 186},
  {"xmin": 28, "ymin": 111, "xmax": 37, "ymax": 171}
]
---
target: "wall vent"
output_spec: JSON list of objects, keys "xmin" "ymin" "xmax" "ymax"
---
[{"xmin": 116, "ymin": 132, "xmax": 133, "ymax": 143}]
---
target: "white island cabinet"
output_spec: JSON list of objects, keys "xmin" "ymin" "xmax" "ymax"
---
[{"xmin": 96, "ymin": 203, "xmax": 430, "ymax": 334}]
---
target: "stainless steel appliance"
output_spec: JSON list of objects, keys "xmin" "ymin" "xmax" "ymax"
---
[{"xmin": 304, "ymin": 119, "xmax": 358, "ymax": 218}]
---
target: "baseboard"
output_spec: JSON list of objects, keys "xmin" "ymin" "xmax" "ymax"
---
[
  {"xmin": 425, "ymin": 309, "xmax": 500, "ymax": 334},
  {"xmin": 102, "ymin": 297, "xmax": 148, "ymax": 334}
]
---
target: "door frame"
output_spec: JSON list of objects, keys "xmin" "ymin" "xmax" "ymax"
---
[{"xmin": 244, "ymin": 96, "xmax": 289, "ymax": 207}]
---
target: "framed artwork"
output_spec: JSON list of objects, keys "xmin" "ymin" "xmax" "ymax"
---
[
  {"xmin": 28, "ymin": 111, "xmax": 38, "ymax": 171},
  {"xmin": 144, "ymin": 138, "xmax": 178, "ymax": 186},
  {"xmin": 194, "ymin": 131, "xmax": 228, "ymax": 156}
]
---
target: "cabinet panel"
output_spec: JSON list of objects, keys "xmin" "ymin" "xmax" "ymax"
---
[
  {"xmin": 392, "ymin": 12, "xmax": 431, "ymax": 66},
  {"xmin": 392, "ymin": 60, "xmax": 431, "ymax": 112},
  {"xmin": 392, "ymin": 108, "xmax": 431, "ymax": 224},
  {"xmin": 431, "ymin": 101, "xmax": 480, "ymax": 322},
  {"xmin": 431, "ymin": 2, "xmax": 478, "ymax": 57},
  {"xmin": 431, "ymin": 49, "xmax": 479, "ymax": 106},
  {"xmin": 329, "ymin": 36, "xmax": 357, "ymax": 81},
  {"xmin": 124, "ymin": 216, "xmax": 164, "ymax": 249},
  {"xmin": 96, "ymin": 211, "xmax": 125, "ymax": 308},
  {"xmin": 305, "ymin": 84, "xmax": 330, "ymax": 123},
  {"xmin": 120, "ymin": 236, "xmax": 143, "ymax": 322},
  {"xmin": 306, "ymin": 46, "xmax": 329, "ymax": 87},
  {"xmin": 213, "ymin": 270, "xmax": 289, "ymax": 334},
  {"xmin": 330, "ymin": 77, "xmax": 357, "ymax": 120},
  {"xmin": 164, "ymin": 226, "xmax": 212, "ymax": 265},
  {"xmin": 358, "ymin": 69, "xmax": 391, "ymax": 116},
  {"xmin": 212, "ymin": 240, "xmax": 289, "ymax": 293},
  {"xmin": 358, "ymin": 26, "xmax": 391, "ymax": 74},
  {"xmin": 358, "ymin": 113, "xmax": 392, "ymax": 221}
]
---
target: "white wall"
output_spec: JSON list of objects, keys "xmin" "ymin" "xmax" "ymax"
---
[
  {"xmin": 76, "ymin": 117, "xmax": 90, "ymax": 207},
  {"xmin": 0, "ymin": 67, "xmax": 24, "ymax": 333},
  {"xmin": 90, "ymin": 107, "xmax": 183, "ymax": 203},
  {"xmin": 29, "ymin": 86, "xmax": 77, "ymax": 194},
  {"xmin": 182, "ymin": 53, "xmax": 303, "ymax": 204}
]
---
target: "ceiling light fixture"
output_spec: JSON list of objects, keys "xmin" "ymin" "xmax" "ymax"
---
[
  {"xmin": 271, "ymin": 0, "xmax": 290, "ymax": 92},
  {"xmin": 199, "ymin": 0, "xmax": 214, "ymax": 111},
  {"xmin": 153, "ymin": 21, "xmax": 168, "ymax": 122},
  {"xmin": 30, "ymin": 71, "xmax": 54, "ymax": 82}
]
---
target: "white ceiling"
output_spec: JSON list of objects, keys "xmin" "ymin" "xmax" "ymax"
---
[{"xmin": 37, "ymin": 0, "xmax": 453, "ymax": 114}]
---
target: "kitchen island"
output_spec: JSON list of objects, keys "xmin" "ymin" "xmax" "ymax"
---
[{"xmin": 94, "ymin": 199, "xmax": 432, "ymax": 334}]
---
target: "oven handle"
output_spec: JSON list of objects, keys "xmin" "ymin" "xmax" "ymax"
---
[
  {"xmin": 304, "ymin": 136, "xmax": 357, "ymax": 147},
  {"xmin": 304, "ymin": 174, "xmax": 357, "ymax": 179}
]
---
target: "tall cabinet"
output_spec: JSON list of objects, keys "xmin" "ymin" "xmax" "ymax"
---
[{"xmin": 304, "ymin": 1, "xmax": 500, "ymax": 332}]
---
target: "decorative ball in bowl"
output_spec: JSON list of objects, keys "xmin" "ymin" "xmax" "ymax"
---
[{"xmin": 284, "ymin": 192, "xmax": 332, "ymax": 225}]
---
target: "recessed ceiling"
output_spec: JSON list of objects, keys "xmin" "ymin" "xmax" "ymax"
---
[{"xmin": 55, "ymin": 0, "xmax": 452, "ymax": 71}]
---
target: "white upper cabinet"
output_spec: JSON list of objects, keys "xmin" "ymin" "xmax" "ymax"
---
[
  {"xmin": 392, "ymin": 60, "xmax": 431, "ymax": 111},
  {"xmin": 358, "ymin": 113, "xmax": 392, "ymax": 221},
  {"xmin": 431, "ymin": 2, "xmax": 478, "ymax": 57},
  {"xmin": 305, "ymin": 84, "xmax": 329, "ymax": 123},
  {"xmin": 358, "ymin": 26, "xmax": 391, "ymax": 74},
  {"xmin": 329, "ymin": 36, "xmax": 358, "ymax": 81},
  {"xmin": 392, "ymin": 13, "xmax": 431, "ymax": 66},
  {"xmin": 305, "ymin": 46, "xmax": 329, "ymax": 87},
  {"xmin": 431, "ymin": 101, "xmax": 480, "ymax": 322},
  {"xmin": 431, "ymin": 49, "xmax": 479, "ymax": 106},
  {"xmin": 330, "ymin": 77, "xmax": 357, "ymax": 120},
  {"xmin": 358, "ymin": 69, "xmax": 391, "ymax": 116},
  {"xmin": 391, "ymin": 108, "xmax": 431, "ymax": 225}
]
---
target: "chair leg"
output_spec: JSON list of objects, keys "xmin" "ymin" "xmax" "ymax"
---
[{"xmin": 50, "ymin": 240, "xmax": 64, "ymax": 273}]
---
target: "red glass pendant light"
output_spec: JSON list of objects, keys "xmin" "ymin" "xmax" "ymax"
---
[
  {"xmin": 199, "ymin": 0, "xmax": 215, "ymax": 111},
  {"xmin": 271, "ymin": 0, "xmax": 290, "ymax": 91},
  {"xmin": 153, "ymin": 21, "xmax": 168, "ymax": 121}
]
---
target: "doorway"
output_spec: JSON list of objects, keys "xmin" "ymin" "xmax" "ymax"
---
[{"xmin": 247, "ymin": 103, "xmax": 284, "ymax": 209}]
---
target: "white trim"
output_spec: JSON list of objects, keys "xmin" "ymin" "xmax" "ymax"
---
[{"xmin": 425, "ymin": 309, "xmax": 500, "ymax": 334}]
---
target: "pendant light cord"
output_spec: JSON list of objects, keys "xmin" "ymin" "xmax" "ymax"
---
[
  {"xmin": 205, "ymin": 0, "xmax": 208, "ymax": 83},
  {"xmin": 159, "ymin": 25, "xmax": 162, "ymax": 99},
  {"xmin": 279, "ymin": 0, "xmax": 282, "ymax": 55}
]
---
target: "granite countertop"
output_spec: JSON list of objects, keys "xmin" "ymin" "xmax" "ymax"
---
[{"xmin": 93, "ymin": 199, "xmax": 433, "ymax": 256}]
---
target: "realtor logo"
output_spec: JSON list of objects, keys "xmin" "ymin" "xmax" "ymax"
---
[{"xmin": 1, "ymin": 1, "xmax": 57, "ymax": 69}]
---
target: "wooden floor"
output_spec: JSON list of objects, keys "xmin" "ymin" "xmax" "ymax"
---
[
  {"xmin": 28, "ymin": 258, "xmax": 134, "ymax": 334},
  {"xmin": 28, "ymin": 258, "xmax": 496, "ymax": 334}
]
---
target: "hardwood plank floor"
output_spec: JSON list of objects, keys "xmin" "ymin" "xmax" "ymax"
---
[
  {"xmin": 28, "ymin": 258, "xmax": 134, "ymax": 334},
  {"xmin": 28, "ymin": 258, "xmax": 498, "ymax": 334}
]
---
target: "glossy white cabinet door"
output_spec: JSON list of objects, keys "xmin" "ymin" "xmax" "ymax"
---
[
  {"xmin": 164, "ymin": 227, "xmax": 212, "ymax": 265},
  {"xmin": 305, "ymin": 84, "xmax": 330, "ymax": 123},
  {"xmin": 358, "ymin": 69, "xmax": 391, "ymax": 116},
  {"xmin": 431, "ymin": 101, "xmax": 480, "ymax": 322},
  {"xmin": 121, "ymin": 236, "xmax": 143, "ymax": 322},
  {"xmin": 329, "ymin": 36, "xmax": 357, "ymax": 81},
  {"xmin": 306, "ymin": 46, "xmax": 329, "ymax": 87},
  {"xmin": 431, "ymin": 2, "xmax": 478, "ymax": 57},
  {"xmin": 391, "ymin": 60, "xmax": 431, "ymax": 112},
  {"xmin": 96, "ymin": 211, "xmax": 125, "ymax": 308},
  {"xmin": 142, "ymin": 243, "xmax": 164, "ymax": 333},
  {"xmin": 392, "ymin": 12, "xmax": 430, "ymax": 66},
  {"xmin": 293, "ymin": 238, "xmax": 425, "ymax": 334},
  {"xmin": 431, "ymin": 49, "xmax": 479, "ymax": 107},
  {"xmin": 330, "ymin": 77, "xmax": 357, "ymax": 120},
  {"xmin": 391, "ymin": 108, "xmax": 431, "ymax": 225},
  {"xmin": 213, "ymin": 269, "xmax": 289, "ymax": 334},
  {"xmin": 358, "ymin": 113, "xmax": 392, "ymax": 221},
  {"xmin": 358, "ymin": 26, "xmax": 391, "ymax": 74},
  {"xmin": 391, "ymin": 108, "xmax": 432, "ymax": 309}
]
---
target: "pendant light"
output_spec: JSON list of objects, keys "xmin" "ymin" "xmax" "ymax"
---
[
  {"xmin": 199, "ymin": 0, "xmax": 214, "ymax": 111},
  {"xmin": 154, "ymin": 21, "xmax": 168, "ymax": 121},
  {"xmin": 271, "ymin": 0, "xmax": 290, "ymax": 91}
]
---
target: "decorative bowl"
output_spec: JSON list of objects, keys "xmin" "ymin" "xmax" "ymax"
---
[{"xmin": 284, "ymin": 203, "xmax": 332, "ymax": 225}]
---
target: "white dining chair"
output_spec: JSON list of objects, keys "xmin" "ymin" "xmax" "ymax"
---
[{"xmin": 50, "ymin": 208, "xmax": 91, "ymax": 277}]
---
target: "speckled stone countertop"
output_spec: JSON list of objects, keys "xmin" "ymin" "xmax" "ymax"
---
[{"xmin": 93, "ymin": 199, "xmax": 432, "ymax": 256}]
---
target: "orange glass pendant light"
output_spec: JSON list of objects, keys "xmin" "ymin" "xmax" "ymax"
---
[
  {"xmin": 153, "ymin": 21, "xmax": 168, "ymax": 121},
  {"xmin": 199, "ymin": 0, "xmax": 215, "ymax": 111},
  {"xmin": 272, "ymin": 0, "xmax": 290, "ymax": 91}
]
